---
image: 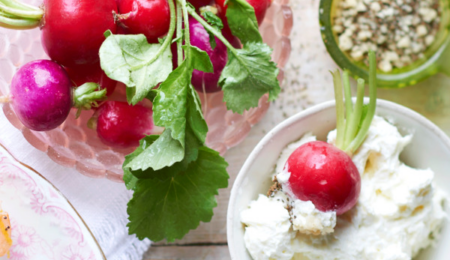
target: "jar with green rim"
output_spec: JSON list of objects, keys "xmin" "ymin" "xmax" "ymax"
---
[{"xmin": 319, "ymin": 0, "xmax": 450, "ymax": 88}]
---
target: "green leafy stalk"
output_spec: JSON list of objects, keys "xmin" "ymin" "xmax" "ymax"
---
[
  {"xmin": 181, "ymin": 0, "xmax": 191, "ymax": 48},
  {"xmin": 0, "ymin": 1, "xmax": 42, "ymax": 19},
  {"xmin": 72, "ymin": 82, "xmax": 107, "ymax": 118},
  {"xmin": 176, "ymin": 1, "xmax": 183, "ymax": 66},
  {"xmin": 0, "ymin": 0, "xmax": 42, "ymax": 29},
  {"xmin": 332, "ymin": 70, "xmax": 345, "ymax": 149},
  {"xmin": 342, "ymin": 70, "xmax": 352, "ymax": 136},
  {"xmin": 343, "ymin": 78, "xmax": 365, "ymax": 149},
  {"xmin": 187, "ymin": 8, "xmax": 280, "ymax": 114},
  {"xmin": 200, "ymin": 9, "xmax": 223, "ymax": 49},
  {"xmin": 0, "ymin": 0, "xmax": 41, "ymax": 12},
  {"xmin": 0, "ymin": 13, "xmax": 39, "ymax": 29},
  {"xmin": 345, "ymin": 51, "xmax": 377, "ymax": 154}
]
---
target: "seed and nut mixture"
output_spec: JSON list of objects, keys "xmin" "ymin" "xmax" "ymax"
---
[{"xmin": 333, "ymin": 0, "xmax": 441, "ymax": 72}]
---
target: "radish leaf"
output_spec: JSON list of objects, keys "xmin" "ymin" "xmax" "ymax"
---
[
  {"xmin": 200, "ymin": 11, "xmax": 224, "ymax": 49},
  {"xmin": 225, "ymin": 0, "xmax": 262, "ymax": 44},
  {"xmin": 182, "ymin": 45, "xmax": 214, "ymax": 73},
  {"xmin": 99, "ymin": 32, "xmax": 172, "ymax": 105},
  {"xmin": 127, "ymin": 146, "xmax": 229, "ymax": 242},
  {"xmin": 125, "ymin": 130, "xmax": 184, "ymax": 171},
  {"xmin": 219, "ymin": 42, "xmax": 280, "ymax": 113}
]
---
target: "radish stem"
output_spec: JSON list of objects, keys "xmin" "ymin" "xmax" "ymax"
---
[
  {"xmin": 0, "ymin": 14, "xmax": 39, "ymax": 29},
  {"xmin": 73, "ymin": 82, "xmax": 107, "ymax": 118},
  {"xmin": 0, "ymin": 2, "xmax": 42, "ymax": 19},
  {"xmin": 180, "ymin": 0, "xmax": 191, "ymax": 60},
  {"xmin": 342, "ymin": 70, "xmax": 352, "ymax": 147},
  {"xmin": 343, "ymin": 78, "xmax": 364, "ymax": 150},
  {"xmin": 176, "ymin": 1, "xmax": 183, "ymax": 66},
  {"xmin": 332, "ymin": 69, "xmax": 345, "ymax": 149},
  {"xmin": 346, "ymin": 50, "xmax": 377, "ymax": 154},
  {"xmin": 187, "ymin": 8, "xmax": 239, "ymax": 57},
  {"xmin": 0, "ymin": 0, "xmax": 41, "ymax": 12}
]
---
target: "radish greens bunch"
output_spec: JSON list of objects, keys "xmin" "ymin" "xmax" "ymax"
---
[{"xmin": 98, "ymin": 0, "xmax": 281, "ymax": 241}]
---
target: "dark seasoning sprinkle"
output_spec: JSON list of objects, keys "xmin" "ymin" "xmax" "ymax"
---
[{"xmin": 333, "ymin": 0, "xmax": 441, "ymax": 72}]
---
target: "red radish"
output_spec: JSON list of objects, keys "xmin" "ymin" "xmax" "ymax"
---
[
  {"xmin": 285, "ymin": 141, "xmax": 360, "ymax": 214},
  {"xmin": 189, "ymin": 17, "xmax": 228, "ymax": 93},
  {"xmin": 65, "ymin": 63, "xmax": 117, "ymax": 96},
  {"xmin": 93, "ymin": 101, "xmax": 155, "ymax": 148},
  {"xmin": 216, "ymin": 0, "xmax": 270, "ymax": 25},
  {"xmin": 190, "ymin": 0, "xmax": 212, "ymax": 9},
  {"xmin": 41, "ymin": 0, "xmax": 118, "ymax": 67},
  {"xmin": 117, "ymin": 0, "xmax": 170, "ymax": 43},
  {"xmin": 281, "ymin": 51, "xmax": 378, "ymax": 216},
  {"xmin": 1, "ymin": 60, "xmax": 106, "ymax": 131}
]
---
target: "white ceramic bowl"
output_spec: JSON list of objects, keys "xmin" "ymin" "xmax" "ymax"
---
[{"xmin": 227, "ymin": 99, "xmax": 450, "ymax": 260}]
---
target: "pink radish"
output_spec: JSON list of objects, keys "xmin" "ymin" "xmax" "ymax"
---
[
  {"xmin": 0, "ymin": 60, "xmax": 106, "ymax": 131},
  {"xmin": 189, "ymin": 17, "xmax": 228, "ymax": 93}
]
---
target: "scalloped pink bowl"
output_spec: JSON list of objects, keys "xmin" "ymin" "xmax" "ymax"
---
[{"xmin": 0, "ymin": 0, "xmax": 293, "ymax": 182}]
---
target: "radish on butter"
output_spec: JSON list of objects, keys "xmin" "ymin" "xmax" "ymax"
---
[{"xmin": 283, "ymin": 51, "xmax": 377, "ymax": 215}]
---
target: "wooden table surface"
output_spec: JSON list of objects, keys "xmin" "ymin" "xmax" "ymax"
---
[{"xmin": 143, "ymin": 0, "xmax": 450, "ymax": 258}]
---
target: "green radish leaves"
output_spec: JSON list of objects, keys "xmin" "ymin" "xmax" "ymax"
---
[
  {"xmin": 201, "ymin": 10, "xmax": 224, "ymax": 49},
  {"xmin": 225, "ymin": 0, "xmax": 262, "ymax": 44},
  {"xmin": 220, "ymin": 42, "xmax": 280, "ymax": 113},
  {"xmin": 120, "ymin": 15, "xmax": 229, "ymax": 242},
  {"xmin": 99, "ymin": 31, "xmax": 172, "ymax": 105},
  {"xmin": 127, "ymin": 147, "xmax": 228, "ymax": 242},
  {"xmin": 102, "ymin": 0, "xmax": 280, "ymax": 243},
  {"xmin": 186, "ymin": 7, "xmax": 280, "ymax": 114}
]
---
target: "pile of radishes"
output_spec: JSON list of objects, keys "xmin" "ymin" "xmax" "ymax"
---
[
  {"xmin": 0, "ymin": 0, "xmax": 275, "ymax": 148},
  {"xmin": 0, "ymin": 0, "xmax": 281, "ymax": 242}
]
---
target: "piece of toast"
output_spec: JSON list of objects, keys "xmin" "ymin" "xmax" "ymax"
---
[{"xmin": 0, "ymin": 210, "xmax": 12, "ymax": 257}]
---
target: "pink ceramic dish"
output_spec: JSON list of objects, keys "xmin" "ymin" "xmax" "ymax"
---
[
  {"xmin": 0, "ymin": 0, "xmax": 293, "ymax": 182},
  {"xmin": 0, "ymin": 144, "xmax": 106, "ymax": 260}
]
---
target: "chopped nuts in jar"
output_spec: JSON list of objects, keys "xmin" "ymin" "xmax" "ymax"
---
[{"xmin": 333, "ymin": 0, "xmax": 441, "ymax": 72}]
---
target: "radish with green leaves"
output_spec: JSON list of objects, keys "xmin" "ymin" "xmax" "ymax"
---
[
  {"xmin": 96, "ymin": 0, "xmax": 281, "ymax": 242},
  {"xmin": 283, "ymin": 51, "xmax": 377, "ymax": 215},
  {"xmin": 0, "ymin": 60, "xmax": 106, "ymax": 131}
]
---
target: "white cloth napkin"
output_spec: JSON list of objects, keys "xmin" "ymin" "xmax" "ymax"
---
[{"xmin": 0, "ymin": 111, "xmax": 151, "ymax": 259}]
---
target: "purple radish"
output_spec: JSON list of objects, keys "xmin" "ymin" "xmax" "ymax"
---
[
  {"xmin": 1, "ymin": 60, "xmax": 106, "ymax": 131},
  {"xmin": 189, "ymin": 16, "xmax": 228, "ymax": 93}
]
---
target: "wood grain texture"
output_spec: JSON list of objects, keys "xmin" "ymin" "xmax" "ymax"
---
[{"xmin": 144, "ymin": 245, "xmax": 230, "ymax": 260}]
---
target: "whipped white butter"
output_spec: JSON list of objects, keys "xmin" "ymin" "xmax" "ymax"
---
[
  {"xmin": 241, "ymin": 116, "xmax": 448, "ymax": 260},
  {"xmin": 240, "ymin": 193, "xmax": 294, "ymax": 260}
]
